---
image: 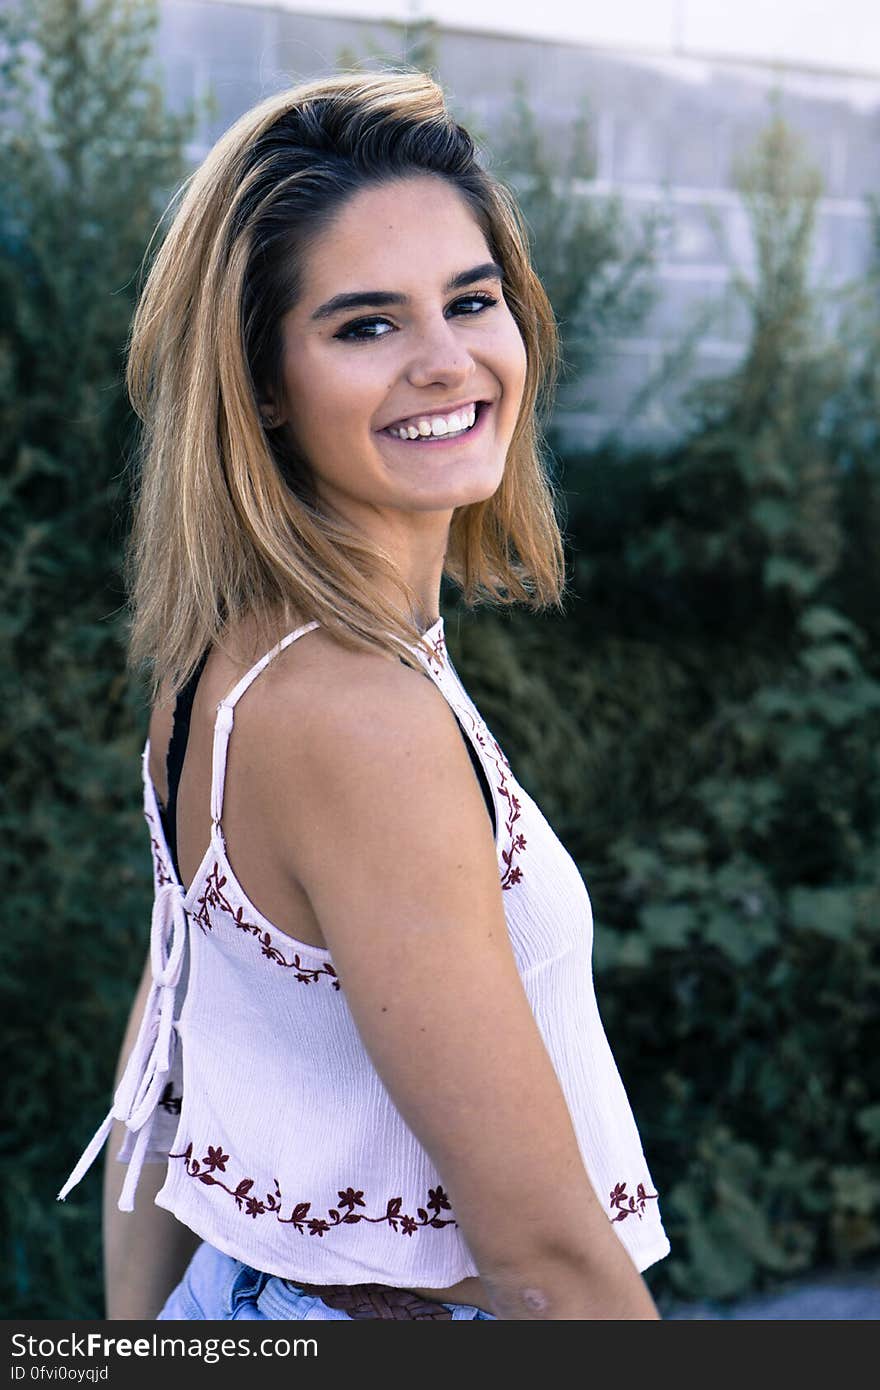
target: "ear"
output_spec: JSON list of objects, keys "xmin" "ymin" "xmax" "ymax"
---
[{"xmin": 258, "ymin": 393, "xmax": 286, "ymax": 429}]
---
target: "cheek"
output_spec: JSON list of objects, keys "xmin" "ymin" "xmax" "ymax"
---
[
  {"xmin": 308, "ymin": 363, "xmax": 384, "ymax": 444},
  {"xmin": 514, "ymin": 331, "xmax": 528, "ymax": 392},
  {"xmin": 499, "ymin": 319, "xmax": 528, "ymax": 407},
  {"xmin": 495, "ymin": 303, "xmax": 526, "ymax": 367},
  {"xmin": 283, "ymin": 358, "xmax": 367, "ymax": 449}
]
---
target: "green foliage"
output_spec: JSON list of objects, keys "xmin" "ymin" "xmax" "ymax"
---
[
  {"xmin": 0, "ymin": 0, "xmax": 191, "ymax": 1317},
  {"xmin": 824, "ymin": 196, "xmax": 880, "ymax": 655},
  {"xmin": 617, "ymin": 119, "xmax": 845, "ymax": 652}
]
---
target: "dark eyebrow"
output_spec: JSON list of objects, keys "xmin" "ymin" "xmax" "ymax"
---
[{"xmin": 309, "ymin": 261, "xmax": 505, "ymax": 321}]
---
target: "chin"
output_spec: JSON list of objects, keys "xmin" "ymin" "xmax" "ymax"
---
[
  {"xmin": 408, "ymin": 479, "xmax": 503, "ymax": 513},
  {"xmin": 430, "ymin": 460, "xmax": 507, "ymax": 507}
]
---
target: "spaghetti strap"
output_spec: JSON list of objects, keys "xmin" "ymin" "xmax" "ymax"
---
[{"xmin": 210, "ymin": 620, "xmax": 321, "ymax": 829}]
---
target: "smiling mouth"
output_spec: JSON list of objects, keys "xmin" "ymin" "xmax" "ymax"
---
[{"xmin": 379, "ymin": 400, "xmax": 492, "ymax": 445}]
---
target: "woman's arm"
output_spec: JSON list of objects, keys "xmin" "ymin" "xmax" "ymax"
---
[
  {"xmin": 102, "ymin": 954, "xmax": 202, "ymax": 1320},
  {"xmin": 267, "ymin": 647, "xmax": 661, "ymax": 1321}
]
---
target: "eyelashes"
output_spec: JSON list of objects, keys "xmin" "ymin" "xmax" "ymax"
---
[{"xmin": 333, "ymin": 292, "xmax": 499, "ymax": 342}]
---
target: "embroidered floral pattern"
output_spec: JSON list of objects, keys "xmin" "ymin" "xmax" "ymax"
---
[
  {"xmin": 609, "ymin": 1180, "xmax": 659, "ymax": 1223},
  {"xmin": 451, "ymin": 703, "xmax": 526, "ymax": 890},
  {"xmin": 424, "ymin": 626, "xmax": 447, "ymax": 674},
  {"xmin": 168, "ymin": 1141, "xmax": 459, "ymax": 1238},
  {"xmin": 144, "ymin": 810, "xmax": 174, "ymax": 888},
  {"xmin": 192, "ymin": 863, "xmax": 340, "ymax": 988}
]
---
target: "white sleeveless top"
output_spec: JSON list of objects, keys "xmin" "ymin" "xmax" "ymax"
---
[{"xmin": 58, "ymin": 617, "xmax": 671, "ymax": 1286}]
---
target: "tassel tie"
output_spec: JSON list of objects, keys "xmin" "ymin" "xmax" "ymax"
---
[{"xmin": 56, "ymin": 879, "xmax": 188, "ymax": 1212}]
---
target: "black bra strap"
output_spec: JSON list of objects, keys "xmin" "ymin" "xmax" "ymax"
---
[
  {"xmin": 162, "ymin": 647, "xmax": 210, "ymax": 881},
  {"xmin": 458, "ymin": 723, "xmax": 498, "ymax": 840}
]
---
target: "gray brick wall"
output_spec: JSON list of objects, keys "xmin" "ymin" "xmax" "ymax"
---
[{"xmin": 155, "ymin": 2, "xmax": 880, "ymax": 447}]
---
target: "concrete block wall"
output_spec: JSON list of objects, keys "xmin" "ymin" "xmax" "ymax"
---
[{"xmin": 155, "ymin": 1, "xmax": 880, "ymax": 448}]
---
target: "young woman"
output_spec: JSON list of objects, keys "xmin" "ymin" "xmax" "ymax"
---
[{"xmin": 57, "ymin": 69, "xmax": 670, "ymax": 1321}]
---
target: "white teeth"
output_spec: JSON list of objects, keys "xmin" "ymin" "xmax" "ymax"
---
[{"xmin": 388, "ymin": 404, "xmax": 477, "ymax": 440}]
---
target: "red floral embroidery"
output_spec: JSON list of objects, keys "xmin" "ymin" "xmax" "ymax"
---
[
  {"xmin": 609, "ymin": 1180, "xmax": 659, "ymax": 1223},
  {"xmin": 144, "ymin": 810, "xmax": 174, "ymax": 887},
  {"xmin": 192, "ymin": 863, "xmax": 340, "ymax": 988},
  {"xmin": 168, "ymin": 1142, "xmax": 459, "ymax": 1237},
  {"xmin": 452, "ymin": 704, "xmax": 526, "ymax": 889},
  {"xmin": 423, "ymin": 626, "xmax": 447, "ymax": 674}
]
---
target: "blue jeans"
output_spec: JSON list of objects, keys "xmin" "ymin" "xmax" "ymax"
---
[{"xmin": 157, "ymin": 1240, "xmax": 496, "ymax": 1320}]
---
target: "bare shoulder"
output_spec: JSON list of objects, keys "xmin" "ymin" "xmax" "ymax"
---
[
  {"xmin": 236, "ymin": 619, "xmax": 442, "ymax": 745},
  {"xmin": 217, "ymin": 615, "xmax": 461, "ymax": 833}
]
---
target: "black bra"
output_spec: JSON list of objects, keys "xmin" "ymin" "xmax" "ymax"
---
[{"xmin": 157, "ymin": 650, "xmax": 497, "ymax": 884}]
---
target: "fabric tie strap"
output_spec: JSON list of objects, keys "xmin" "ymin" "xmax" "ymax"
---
[{"xmin": 56, "ymin": 879, "xmax": 188, "ymax": 1212}]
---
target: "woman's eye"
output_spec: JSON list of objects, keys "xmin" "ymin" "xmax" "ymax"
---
[{"xmin": 334, "ymin": 292, "xmax": 498, "ymax": 342}]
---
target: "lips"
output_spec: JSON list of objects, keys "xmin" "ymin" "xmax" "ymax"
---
[
  {"xmin": 379, "ymin": 399, "xmax": 487, "ymax": 434},
  {"xmin": 378, "ymin": 399, "xmax": 493, "ymax": 446}
]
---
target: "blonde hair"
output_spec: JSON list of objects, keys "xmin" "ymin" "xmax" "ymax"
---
[{"xmin": 124, "ymin": 69, "xmax": 567, "ymax": 701}]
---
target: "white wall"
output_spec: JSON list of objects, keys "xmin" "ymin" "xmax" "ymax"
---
[{"xmin": 230, "ymin": 0, "xmax": 880, "ymax": 78}]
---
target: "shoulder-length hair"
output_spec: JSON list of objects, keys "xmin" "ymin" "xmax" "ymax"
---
[{"xmin": 125, "ymin": 68, "xmax": 567, "ymax": 701}]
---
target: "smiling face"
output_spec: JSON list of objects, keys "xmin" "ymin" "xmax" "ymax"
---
[{"xmin": 269, "ymin": 175, "xmax": 528, "ymax": 541}]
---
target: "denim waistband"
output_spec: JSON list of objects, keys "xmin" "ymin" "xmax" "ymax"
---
[{"xmin": 157, "ymin": 1241, "xmax": 496, "ymax": 1320}]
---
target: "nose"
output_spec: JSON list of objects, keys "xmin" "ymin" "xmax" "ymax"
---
[{"xmin": 404, "ymin": 313, "xmax": 475, "ymax": 391}]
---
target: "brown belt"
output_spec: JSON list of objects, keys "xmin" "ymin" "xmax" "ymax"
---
[{"xmin": 288, "ymin": 1280, "xmax": 455, "ymax": 1319}]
